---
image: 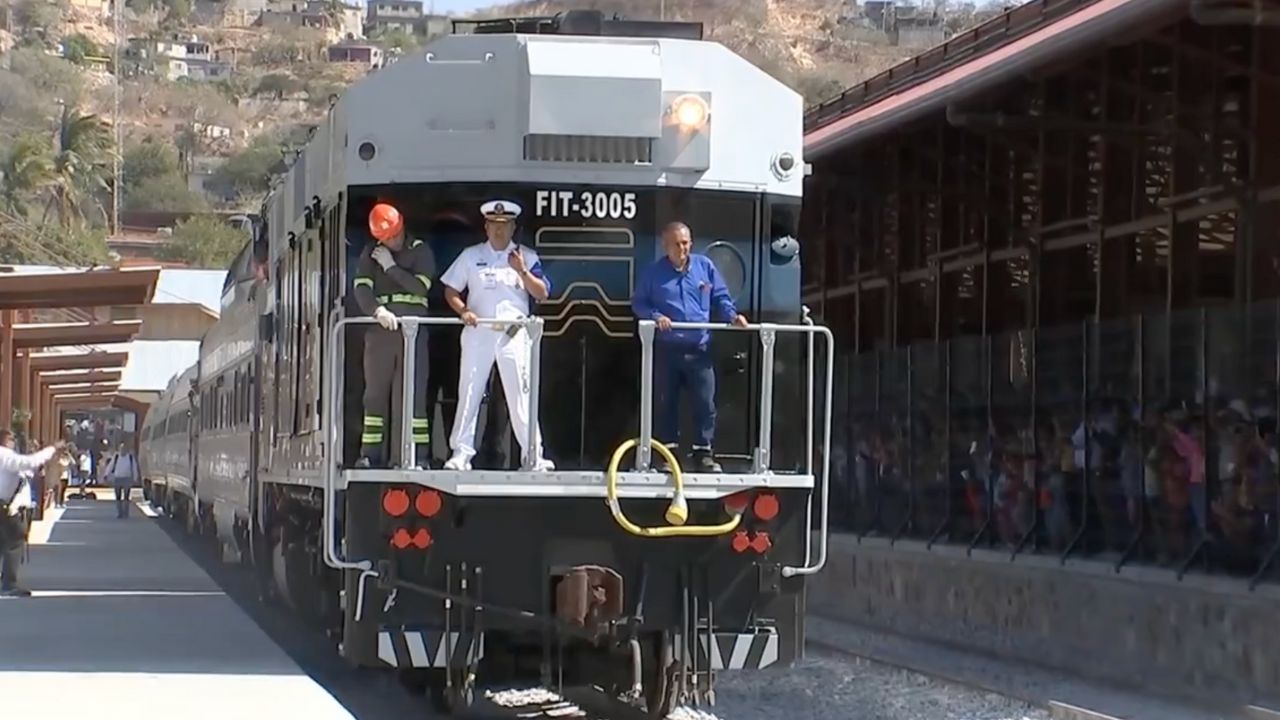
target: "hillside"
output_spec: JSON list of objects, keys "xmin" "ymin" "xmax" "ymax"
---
[
  {"xmin": 479, "ymin": 0, "xmax": 921, "ymax": 102},
  {"xmin": 0, "ymin": 0, "xmax": 1005, "ymax": 268}
]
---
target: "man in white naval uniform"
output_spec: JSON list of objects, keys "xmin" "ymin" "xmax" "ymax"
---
[{"xmin": 441, "ymin": 199, "xmax": 555, "ymax": 472}]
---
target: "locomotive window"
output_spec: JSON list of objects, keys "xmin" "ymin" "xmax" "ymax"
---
[
  {"xmin": 706, "ymin": 241, "xmax": 747, "ymax": 300},
  {"xmin": 534, "ymin": 227, "xmax": 634, "ymax": 248}
]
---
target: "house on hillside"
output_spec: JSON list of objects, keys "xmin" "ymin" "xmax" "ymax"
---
[
  {"xmin": 80, "ymin": 55, "xmax": 112, "ymax": 73},
  {"xmin": 184, "ymin": 38, "xmax": 212, "ymax": 60},
  {"xmin": 186, "ymin": 57, "xmax": 233, "ymax": 80},
  {"xmin": 257, "ymin": 1, "xmax": 363, "ymax": 40},
  {"xmin": 327, "ymin": 40, "xmax": 382, "ymax": 68},
  {"xmin": 123, "ymin": 34, "xmax": 231, "ymax": 81},
  {"xmin": 365, "ymin": 0, "xmax": 447, "ymax": 37},
  {"xmin": 68, "ymin": 0, "xmax": 110, "ymax": 17},
  {"xmin": 851, "ymin": 1, "xmax": 946, "ymax": 49}
]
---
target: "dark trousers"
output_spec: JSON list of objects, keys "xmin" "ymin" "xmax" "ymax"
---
[
  {"xmin": 114, "ymin": 484, "xmax": 131, "ymax": 517},
  {"xmin": 360, "ymin": 324, "xmax": 430, "ymax": 467},
  {"xmin": 0, "ymin": 517, "xmax": 21, "ymax": 590},
  {"xmin": 654, "ymin": 344, "xmax": 716, "ymax": 450},
  {"xmin": 426, "ymin": 325, "xmax": 461, "ymax": 460}
]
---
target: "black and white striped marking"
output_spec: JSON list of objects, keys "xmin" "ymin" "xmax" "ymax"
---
[
  {"xmin": 673, "ymin": 628, "xmax": 779, "ymax": 670},
  {"xmin": 376, "ymin": 628, "xmax": 484, "ymax": 668}
]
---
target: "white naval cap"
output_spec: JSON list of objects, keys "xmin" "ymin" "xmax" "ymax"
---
[{"xmin": 481, "ymin": 199, "xmax": 521, "ymax": 222}]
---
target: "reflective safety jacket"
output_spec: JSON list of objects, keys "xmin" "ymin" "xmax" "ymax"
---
[{"xmin": 352, "ymin": 237, "xmax": 436, "ymax": 318}]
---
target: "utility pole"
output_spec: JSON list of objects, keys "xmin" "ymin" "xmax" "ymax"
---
[
  {"xmin": 111, "ymin": 0, "xmax": 122, "ymax": 239},
  {"xmin": 660, "ymin": 0, "xmax": 665, "ymax": 20}
]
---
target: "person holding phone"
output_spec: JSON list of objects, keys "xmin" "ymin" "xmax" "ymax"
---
[{"xmin": 440, "ymin": 199, "xmax": 555, "ymax": 472}]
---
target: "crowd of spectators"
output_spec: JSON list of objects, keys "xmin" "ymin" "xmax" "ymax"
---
[{"xmin": 831, "ymin": 330, "xmax": 1280, "ymax": 580}]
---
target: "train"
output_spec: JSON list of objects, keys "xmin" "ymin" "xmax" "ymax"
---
[{"xmin": 138, "ymin": 11, "xmax": 832, "ymax": 717}]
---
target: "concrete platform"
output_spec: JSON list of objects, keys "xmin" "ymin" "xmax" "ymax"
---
[{"xmin": 0, "ymin": 493, "xmax": 356, "ymax": 719}]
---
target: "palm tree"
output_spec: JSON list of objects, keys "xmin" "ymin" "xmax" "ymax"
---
[
  {"xmin": 41, "ymin": 104, "xmax": 114, "ymax": 229},
  {"xmin": 0, "ymin": 133, "xmax": 54, "ymax": 218}
]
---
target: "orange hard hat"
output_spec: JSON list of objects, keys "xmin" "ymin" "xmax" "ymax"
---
[{"xmin": 369, "ymin": 203, "xmax": 403, "ymax": 243}]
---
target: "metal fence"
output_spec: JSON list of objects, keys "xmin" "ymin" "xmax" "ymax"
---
[{"xmin": 830, "ymin": 301, "xmax": 1280, "ymax": 588}]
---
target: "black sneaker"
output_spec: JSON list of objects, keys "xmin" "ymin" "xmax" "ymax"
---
[
  {"xmin": 0, "ymin": 587, "xmax": 32, "ymax": 598},
  {"xmin": 691, "ymin": 450, "xmax": 722, "ymax": 473}
]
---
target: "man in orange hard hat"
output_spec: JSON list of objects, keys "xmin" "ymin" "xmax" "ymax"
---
[{"xmin": 352, "ymin": 201, "xmax": 437, "ymax": 469}]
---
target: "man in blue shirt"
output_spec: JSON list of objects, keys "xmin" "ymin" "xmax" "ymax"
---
[{"xmin": 632, "ymin": 222, "xmax": 747, "ymax": 473}]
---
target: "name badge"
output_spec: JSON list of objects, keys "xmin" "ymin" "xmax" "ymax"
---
[{"xmin": 480, "ymin": 268, "xmax": 499, "ymax": 290}]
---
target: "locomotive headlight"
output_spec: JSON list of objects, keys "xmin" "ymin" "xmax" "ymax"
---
[{"xmin": 670, "ymin": 94, "xmax": 709, "ymax": 130}]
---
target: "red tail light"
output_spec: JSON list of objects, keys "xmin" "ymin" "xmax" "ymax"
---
[
  {"xmin": 723, "ymin": 491, "xmax": 753, "ymax": 516},
  {"xmin": 731, "ymin": 531, "xmax": 750, "ymax": 553},
  {"xmin": 753, "ymin": 493, "xmax": 780, "ymax": 521},
  {"xmin": 750, "ymin": 531, "xmax": 772, "ymax": 554},
  {"xmin": 415, "ymin": 489, "xmax": 442, "ymax": 518},
  {"xmin": 391, "ymin": 527, "xmax": 434, "ymax": 550},
  {"xmin": 383, "ymin": 489, "xmax": 410, "ymax": 517}
]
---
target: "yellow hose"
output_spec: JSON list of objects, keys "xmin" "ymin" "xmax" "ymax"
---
[{"xmin": 605, "ymin": 438, "xmax": 742, "ymax": 538}]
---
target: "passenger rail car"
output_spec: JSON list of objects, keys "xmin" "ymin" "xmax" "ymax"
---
[
  {"xmin": 139, "ymin": 364, "xmax": 198, "ymax": 520},
  {"xmin": 139, "ymin": 11, "xmax": 832, "ymax": 718}
]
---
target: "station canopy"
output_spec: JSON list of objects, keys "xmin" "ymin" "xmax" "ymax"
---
[{"xmin": 0, "ymin": 266, "xmax": 159, "ymax": 311}]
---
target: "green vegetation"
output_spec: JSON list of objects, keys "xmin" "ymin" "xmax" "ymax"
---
[
  {"xmin": 126, "ymin": 175, "xmax": 208, "ymax": 212},
  {"xmin": 157, "ymin": 214, "xmax": 245, "ymax": 268},
  {"xmin": 0, "ymin": 104, "xmax": 116, "ymax": 264},
  {"xmin": 61, "ymin": 34, "xmax": 103, "ymax": 66},
  {"xmin": 122, "ymin": 141, "xmax": 207, "ymax": 212},
  {"xmin": 0, "ymin": 107, "xmax": 114, "ymax": 227},
  {"xmin": 255, "ymin": 73, "xmax": 304, "ymax": 100},
  {"xmin": 210, "ymin": 132, "xmax": 284, "ymax": 202},
  {"xmin": 122, "ymin": 141, "xmax": 181, "ymax": 192},
  {"xmin": 0, "ymin": 217, "xmax": 112, "ymax": 266}
]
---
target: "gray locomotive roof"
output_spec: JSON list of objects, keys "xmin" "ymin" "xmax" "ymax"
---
[{"xmin": 266, "ymin": 31, "xmax": 803, "ymax": 243}]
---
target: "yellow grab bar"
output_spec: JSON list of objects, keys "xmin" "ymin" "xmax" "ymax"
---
[{"xmin": 605, "ymin": 438, "xmax": 742, "ymax": 538}]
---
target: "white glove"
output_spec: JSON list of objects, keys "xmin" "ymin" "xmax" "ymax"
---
[
  {"xmin": 371, "ymin": 245, "xmax": 396, "ymax": 270},
  {"xmin": 374, "ymin": 306, "xmax": 399, "ymax": 331}
]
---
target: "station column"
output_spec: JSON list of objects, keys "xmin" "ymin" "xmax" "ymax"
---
[{"xmin": 0, "ymin": 309, "xmax": 13, "ymax": 432}]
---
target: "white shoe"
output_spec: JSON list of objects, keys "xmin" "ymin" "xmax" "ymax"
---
[
  {"xmin": 530, "ymin": 458, "xmax": 555, "ymax": 472},
  {"xmin": 443, "ymin": 455, "xmax": 471, "ymax": 471}
]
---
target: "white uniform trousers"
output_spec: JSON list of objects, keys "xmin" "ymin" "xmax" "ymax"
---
[{"xmin": 449, "ymin": 325, "xmax": 546, "ymax": 463}]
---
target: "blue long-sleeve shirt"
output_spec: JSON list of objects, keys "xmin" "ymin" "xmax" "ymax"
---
[{"xmin": 632, "ymin": 254, "xmax": 737, "ymax": 348}]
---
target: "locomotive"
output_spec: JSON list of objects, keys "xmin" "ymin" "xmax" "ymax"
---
[{"xmin": 138, "ymin": 11, "xmax": 833, "ymax": 717}]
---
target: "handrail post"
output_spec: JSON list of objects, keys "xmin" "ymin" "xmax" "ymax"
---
[
  {"xmin": 782, "ymin": 324, "xmax": 834, "ymax": 578},
  {"xmin": 400, "ymin": 319, "xmax": 419, "ymax": 469},
  {"xmin": 802, "ymin": 306, "xmax": 815, "ymax": 477},
  {"xmin": 323, "ymin": 315, "xmax": 371, "ymax": 573},
  {"xmin": 637, "ymin": 320, "xmax": 655, "ymax": 471},
  {"xmin": 525, "ymin": 318, "xmax": 544, "ymax": 470},
  {"xmin": 802, "ymin": 306, "xmax": 815, "ymax": 566},
  {"xmin": 754, "ymin": 325, "xmax": 778, "ymax": 474}
]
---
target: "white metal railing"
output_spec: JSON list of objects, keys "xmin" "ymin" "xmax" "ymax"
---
[
  {"xmin": 321, "ymin": 310, "xmax": 833, "ymax": 580},
  {"xmin": 321, "ymin": 313, "xmax": 544, "ymax": 588},
  {"xmin": 635, "ymin": 314, "xmax": 835, "ymax": 578}
]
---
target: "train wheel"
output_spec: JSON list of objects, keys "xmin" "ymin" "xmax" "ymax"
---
[
  {"xmin": 644, "ymin": 634, "xmax": 679, "ymax": 720},
  {"xmin": 429, "ymin": 669, "xmax": 475, "ymax": 716}
]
